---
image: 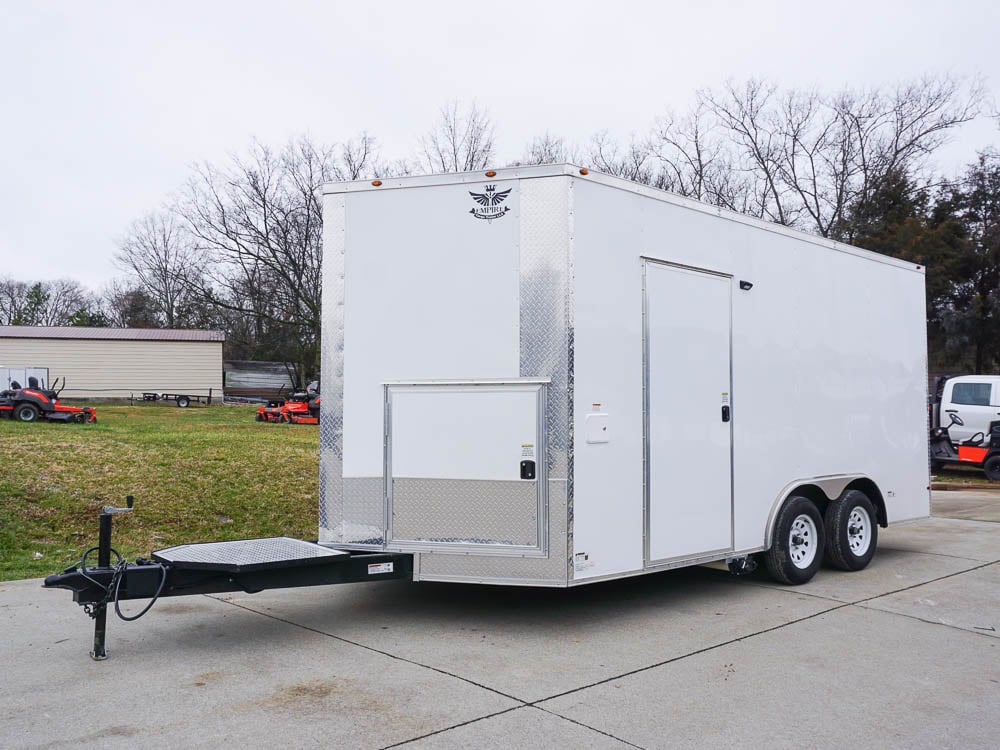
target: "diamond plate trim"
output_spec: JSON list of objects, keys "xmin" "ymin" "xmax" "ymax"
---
[
  {"xmin": 390, "ymin": 478, "xmax": 538, "ymax": 548},
  {"xmin": 319, "ymin": 194, "xmax": 346, "ymax": 537},
  {"xmin": 520, "ymin": 176, "xmax": 573, "ymax": 578},
  {"xmin": 417, "ymin": 479, "xmax": 568, "ymax": 582},
  {"xmin": 154, "ymin": 537, "xmax": 344, "ymax": 566}
]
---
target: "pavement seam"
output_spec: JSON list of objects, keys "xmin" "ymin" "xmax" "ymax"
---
[
  {"xmin": 529, "ymin": 600, "xmax": 851, "ymax": 705},
  {"xmin": 528, "ymin": 560, "xmax": 999, "ymax": 707},
  {"xmin": 209, "ymin": 595, "xmax": 526, "ymax": 703},
  {"xmin": 849, "ymin": 559, "xmax": 998, "ymax": 606},
  {"xmin": 377, "ymin": 705, "xmax": 523, "ymax": 750},
  {"xmin": 713, "ymin": 555, "xmax": 999, "ymax": 606},
  {"xmin": 529, "ymin": 704, "xmax": 647, "ymax": 749},
  {"xmin": 877, "ymin": 546, "xmax": 994, "ymax": 563},
  {"xmin": 379, "ymin": 705, "xmax": 646, "ymax": 750},
  {"xmin": 854, "ymin": 602, "xmax": 1000, "ymax": 640},
  {"xmin": 211, "ymin": 557, "xmax": 999, "ymax": 746}
]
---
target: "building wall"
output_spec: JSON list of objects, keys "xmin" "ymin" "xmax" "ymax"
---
[{"xmin": 0, "ymin": 338, "xmax": 223, "ymax": 399}]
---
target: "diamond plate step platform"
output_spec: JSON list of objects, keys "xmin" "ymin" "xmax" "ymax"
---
[{"xmin": 152, "ymin": 536, "xmax": 347, "ymax": 573}]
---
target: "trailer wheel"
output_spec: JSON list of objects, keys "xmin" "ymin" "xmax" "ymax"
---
[
  {"xmin": 176, "ymin": 396, "xmax": 190, "ymax": 408},
  {"xmin": 764, "ymin": 495, "xmax": 825, "ymax": 585},
  {"xmin": 14, "ymin": 403, "xmax": 39, "ymax": 423},
  {"xmin": 824, "ymin": 490, "xmax": 878, "ymax": 571},
  {"xmin": 984, "ymin": 455, "xmax": 1000, "ymax": 480}
]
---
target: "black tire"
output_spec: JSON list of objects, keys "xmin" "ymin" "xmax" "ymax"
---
[
  {"xmin": 176, "ymin": 396, "xmax": 190, "ymax": 408},
  {"xmin": 764, "ymin": 495, "xmax": 825, "ymax": 585},
  {"xmin": 255, "ymin": 412, "xmax": 264, "ymax": 422},
  {"xmin": 824, "ymin": 489, "xmax": 878, "ymax": 571},
  {"xmin": 984, "ymin": 455, "xmax": 1000, "ymax": 481},
  {"xmin": 14, "ymin": 403, "xmax": 39, "ymax": 423}
]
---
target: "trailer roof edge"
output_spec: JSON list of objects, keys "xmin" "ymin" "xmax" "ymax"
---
[{"xmin": 322, "ymin": 164, "xmax": 925, "ymax": 274}]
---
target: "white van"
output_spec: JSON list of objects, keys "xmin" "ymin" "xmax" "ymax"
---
[{"xmin": 936, "ymin": 375, "xmax": 1000, "ymax": 444}]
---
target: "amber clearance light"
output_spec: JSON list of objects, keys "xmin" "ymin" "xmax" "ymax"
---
[
  {"xmin": 371, "ymin": 180, "xmax": 382, "ymax": 187},
  {"xmin": 579, "ymin": 168, "xmax": 589, "ymax": 175},
  {"xmin": 485, "ymin": 170, "xmax": 497, "ymax": 177}
]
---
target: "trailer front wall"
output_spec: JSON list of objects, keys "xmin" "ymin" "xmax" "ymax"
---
[
  {"xmin": 320, "ymin": 176, "xmax": 574, "ymax": 585},
  {"xmin": 569, "ymin": 178, "xmax": 929, "ymax": 582}
]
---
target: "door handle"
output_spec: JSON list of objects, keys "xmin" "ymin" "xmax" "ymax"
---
[{"xmin": 721, "ymin": 405, "xmax": 730, "ymax": 423}]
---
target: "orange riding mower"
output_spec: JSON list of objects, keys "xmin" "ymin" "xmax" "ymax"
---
[
  {"xmin": 0, "ymin": 377, "xmax": 96, "ymax": 424},
  {"xmin": 929, "ymin": 413, "xmax": 1000, "ymax": 480},
  {"xmin": 255, "ymin": 381, "xmax": 320, "ymax": 424}
]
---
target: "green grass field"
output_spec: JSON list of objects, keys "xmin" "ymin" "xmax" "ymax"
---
[{"xmin": 0, "ymin": 404, "xmax": 318, "ymax": 581}]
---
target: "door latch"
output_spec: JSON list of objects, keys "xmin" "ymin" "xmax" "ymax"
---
[
  {"xmin": 520, "ymin": 460, "xmax": 536, "ymax": 480},
  {"xmin": 721, "ymin": 405, "xmax": 731, "ymax": 423}
]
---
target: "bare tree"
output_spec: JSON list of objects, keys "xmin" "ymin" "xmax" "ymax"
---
[
  {"xmin": 115, "ymin": 212, "xmax": 202, "ymax": 327},
  {"xmin": 0, "ymin": 277, "xmax": 96, "ymax": 326},
  {"xmin": 584, "ymin": 130, "xmax": 656, "ymax": 185},
  {"xmin": 649, "ymin": 104, "xmax": 753, "ymax": 211},
  {"xmin": 101, "ymin": 278, "xmax": 161, "ymax": 328},
  {"xmin": 177, "ymin": 136, "xmax": 333, "ymax": 381},
  {"xmin": 512, "ymin": 132, "xmax": 570, "ymax": 166},
  {"xmin": 420, "ymin": 100, "xmax": 496, "ymax": 173},
  {"xmin": 696, "ymin": 75, "xmax": 983, "ymax": 237},
  {"xmin": 0, "ymin": 278, "xmax": 30, "ymax": 325}
]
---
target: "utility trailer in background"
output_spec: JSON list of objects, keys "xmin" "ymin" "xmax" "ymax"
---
[{"xmin": 45, "ymin": 164, "xmax": 930, "ymax": 658}]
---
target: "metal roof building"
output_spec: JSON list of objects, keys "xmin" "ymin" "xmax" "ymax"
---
[{"xmin": 0, "ymin": 326, "xmax": 224, "ymax": 399}]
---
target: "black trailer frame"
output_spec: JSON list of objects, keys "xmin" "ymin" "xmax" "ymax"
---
[{"xmin": 43, "ymin": 499, "xmax": 412, "ymax": 659}]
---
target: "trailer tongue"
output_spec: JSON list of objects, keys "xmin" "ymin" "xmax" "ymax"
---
[{"xmin": 42, "ymin": 499, "xmax": 412, "ymax": 659}]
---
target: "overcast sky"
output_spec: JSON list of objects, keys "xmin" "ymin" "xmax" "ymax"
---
[{"xmin": 2, "ymin": 1, "xmax": 998, "ymax": 290}]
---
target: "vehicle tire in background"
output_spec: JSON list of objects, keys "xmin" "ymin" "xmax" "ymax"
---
[
  {"xmin": 176, "ymin": 396, "xmax": 190, "ymax": 408},
  {"xmin": 983, "ymin": 455, "xmax": 1000, "ymax": 481},
  {"xmin": 764, "ymin": 495, "xmax": 825, "ymax": 585},
  {"xmin": 14, "ymin": 403, "xmax": 39, "ymax": 422},
  {"xmin": 255, "ymin": 412, "xmax": 264, "ymax": 422},
  {"xmin": 824, "ymin": 489, "xmax": 878, "ymax": 571}
]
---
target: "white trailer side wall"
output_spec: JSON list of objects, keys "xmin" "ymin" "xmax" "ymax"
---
[{"xmin": 570, "ymin": 178, "xmax": 929, "ymax": 581}]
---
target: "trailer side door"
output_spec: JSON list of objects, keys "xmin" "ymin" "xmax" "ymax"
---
[{"xmin": 644, "ymin": 260, "xmax": 733, "ymax": 565}]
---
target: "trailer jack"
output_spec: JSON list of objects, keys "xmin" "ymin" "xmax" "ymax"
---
[{"xmin": 43, "ymin": 497, "xmax": 412, "ymax": 659}]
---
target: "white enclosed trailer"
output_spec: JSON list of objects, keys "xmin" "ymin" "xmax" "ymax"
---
[
  {"xmin": 318, "ymin": 164, "xmax": 930, "ymax": 586},
  {"xmin": 1, "ymin": 365, "xmax": 49, "ymax": 390}
]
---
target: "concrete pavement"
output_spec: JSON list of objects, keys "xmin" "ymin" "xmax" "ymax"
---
[{"xmin": 1, "ymin": 490, "xmax": 997, "ymax": 749}]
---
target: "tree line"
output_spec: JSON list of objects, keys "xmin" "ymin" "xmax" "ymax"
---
[{"xmin": 2, "ymin": 76, "xmax": 998, "ymax": 381}]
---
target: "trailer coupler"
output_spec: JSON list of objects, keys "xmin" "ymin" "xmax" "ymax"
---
[{"xmin": 43, "ymin": 498, "xmax": 412, "ymax": 659}]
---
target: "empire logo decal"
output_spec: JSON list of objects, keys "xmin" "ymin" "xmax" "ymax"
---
[{"xmin": 468, "ymin": 184, "xmax": 511, "ymax": 221}]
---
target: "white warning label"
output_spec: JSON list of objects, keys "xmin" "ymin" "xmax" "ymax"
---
[
  {"xmin": 368, "ymin": 562, "xmax": 394, "ymax": 575},
  {"xmin": 521, "ymin": 443, "xmax": 535, "ymax": 458}
]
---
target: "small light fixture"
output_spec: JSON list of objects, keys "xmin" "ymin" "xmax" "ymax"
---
[
  {"xmin": 579, "ymin": 168, "xmax": 589, "ymax": 175},
  {"xmin": 485, "ymin": 170, "xmax": 496, "ymax": 177},
  {"xmin": 371, "ymin": 180, "xmax": 382, "ymax": 187},
  {"xmin": 739, "ymin": 280, "xmax": 753, "ymax": 291}
]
